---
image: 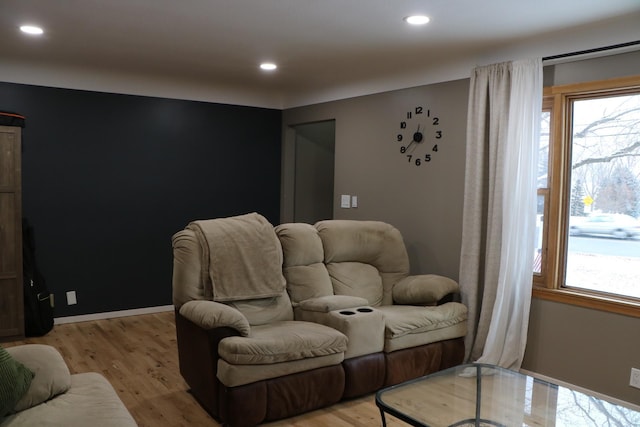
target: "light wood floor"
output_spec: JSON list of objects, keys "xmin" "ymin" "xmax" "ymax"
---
[{"xmin": 4, "ymin": 311, "xmax": 405, "ymax": 427}]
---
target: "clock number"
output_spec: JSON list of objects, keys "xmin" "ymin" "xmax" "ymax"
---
[
  {"xmin": 400, "ymin": 121, "xmax": 407, "ymax": 129},
  {"xmin": 433, "ymin": 117, "xmax": 440, "ymax": 125},
  {"xmin": 415, "ymin": 106, "xmax": 423, "ymax": 115},
  {"xmin": 425, "ymin": 154, "xmax": 432, "ymax": 162},
  {"xmin": 435, "ymin": 130, "xmax": 442, "ymax": 139},
  {"xmin": 407, "ymin": 111, "xmax": 412, "ymax": 119},
  {"xmin": 400, "ymin": 146, "xmax": 407, "ymax": 153},
  {"xmin": 406, "ymin": 154, "xmax": 413, "ymax": 163},
  {"xmin": 397, "ymin": 134, "xmax": 403, "ymax": 142},
  {"xmin": 415, "ymin": 158, "xmax": 421, "ymax": 166},
  {"xmin": 433, "ymin": 145, "xmax": 438, "ymax": 152}
]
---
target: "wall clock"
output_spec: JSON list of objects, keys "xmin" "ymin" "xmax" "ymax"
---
[{"xmin": 396, "ymin": 106, "xmax": 442, "ymax": 166}]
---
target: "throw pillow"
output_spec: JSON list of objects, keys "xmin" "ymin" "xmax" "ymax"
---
[
  {"xmin": 0, "ymin": 346, "xmax": 34, "ymax": 417},
  {"xmin": 6, "ymin": 344, "xmax": 72, "ymax": 412}
]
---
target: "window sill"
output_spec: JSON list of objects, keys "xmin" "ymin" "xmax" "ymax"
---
[{"xmin": 532, "ymin": 286, "xmax": 640, "ymax": 318}]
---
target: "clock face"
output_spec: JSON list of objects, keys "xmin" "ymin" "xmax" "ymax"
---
[{"xmin": 396, "ymin": 106, "xmax": 442, "ymax": 166}]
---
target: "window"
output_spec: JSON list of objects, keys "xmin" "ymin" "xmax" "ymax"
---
[{"xmin": 533, "ymin": 75, "xmax": 640, "ymax": 317}]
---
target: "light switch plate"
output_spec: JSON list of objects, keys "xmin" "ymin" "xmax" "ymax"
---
[
  {"xmin": 66, "ymin": 290, "xmax": 77, "ymax": 305},
  {"xmin": 340, "ymin": 194, "xmax": 351, "ymax": 208},
  {"xmin": 631, "ymin": 368, "xmax": 640, "ymax": 389},
  {"xmin": 351, "ymin": 195, "xmax": 358, "ymax": 208}
]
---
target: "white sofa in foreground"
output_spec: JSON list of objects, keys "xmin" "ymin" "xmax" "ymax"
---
[{"xmin": 1, "ymin": 344, "xmax": 137, "ymax": 427}]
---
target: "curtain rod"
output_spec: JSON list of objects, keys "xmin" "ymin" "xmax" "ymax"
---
[{"xmin": 543, "ymin": 40, "xmax": 640, "ymax": 62}]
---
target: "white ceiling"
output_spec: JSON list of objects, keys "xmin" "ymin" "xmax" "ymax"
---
[{"xmin": 1, "ymin": 0, "xmax": 640, "ymax": 108}]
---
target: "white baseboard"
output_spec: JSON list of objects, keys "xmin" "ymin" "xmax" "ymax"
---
[
  {"xmin": 54, "ymin": 305, "xmax": 174, "ymax": 325},
  {"xmin": 520, "ymin": 368, "xmax": 640, "ymax": 412}
]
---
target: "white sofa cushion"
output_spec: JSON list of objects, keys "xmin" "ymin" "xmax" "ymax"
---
[
  {"xmin": 0, "ymin": 347, "xmax": 33, "ymax": 416},
  {"xmin": 6, "ymin": 345, "xmax": 70, "ymax": 413},
  {"xmin": 2, "ymin": 373, "xmax": 137, "ymax": 427}
]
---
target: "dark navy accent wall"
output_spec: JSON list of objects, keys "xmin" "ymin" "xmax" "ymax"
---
[{"xmin": 0, "ymin": 82, "xmax": 282, "ymax": 317}]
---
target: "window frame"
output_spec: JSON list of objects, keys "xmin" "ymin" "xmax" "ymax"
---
[{"xmin": 532, "ymin": 75, "xmax": 640, "ymax": 318}]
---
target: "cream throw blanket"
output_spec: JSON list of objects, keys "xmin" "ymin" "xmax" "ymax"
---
[{"xmin": 187, "ymin": 213, "xmax": 286, "ymax": 302}]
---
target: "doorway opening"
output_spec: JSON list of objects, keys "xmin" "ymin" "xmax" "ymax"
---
[{"xmin": 291, "ymin": 120, "xmax": 335, "ymax": 224}]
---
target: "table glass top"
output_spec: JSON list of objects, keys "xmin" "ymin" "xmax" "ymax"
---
[{"xmin": 376, "ymin": 363, "xmax": 640, "ymax": 427}]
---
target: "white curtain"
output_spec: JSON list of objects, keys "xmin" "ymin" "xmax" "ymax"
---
[{"xmin": 459, "ymin": 58, "xmax": 542, "ymax": 370}]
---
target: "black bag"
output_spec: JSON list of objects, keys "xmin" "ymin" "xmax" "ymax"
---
[{"xmin": 22, "ymin": 218, "xmax": 54, "ymax": 336}]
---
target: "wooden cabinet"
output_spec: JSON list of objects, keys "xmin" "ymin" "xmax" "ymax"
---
[{"xmin": 0, "ymin": 125, "xmax": 23, "ymax": 341}]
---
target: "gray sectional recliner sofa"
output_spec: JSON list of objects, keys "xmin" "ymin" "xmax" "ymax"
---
[{"xmin": 172, "ymin": 213, "xmax": 468, "ymax": 426}]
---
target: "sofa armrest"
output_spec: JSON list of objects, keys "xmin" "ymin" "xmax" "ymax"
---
[
  {"xmin": 174, "ymin": 307, "xmax": 241, "ymax": 420},
  {"xmin": 297, "ymin": 295, "xmax": 370, "ymax": 313},
  {"xmin": 393, "ymin": 274, "xmax": 460, "ymax": 305},
  {"xmin": 179, "ymin": 300, "xmax": 250, "ymax": 337}
]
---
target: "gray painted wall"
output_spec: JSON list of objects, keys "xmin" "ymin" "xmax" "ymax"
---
[
  {"xmin": 283, "ymin": 79, "xmax": 469, "ymax": 279},
  {"xmin": 282, "ymin": 51, "xmax": 640, "ymax": 405}
]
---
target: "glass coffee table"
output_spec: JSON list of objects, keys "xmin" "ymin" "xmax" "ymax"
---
[{"xmin": 376, "ymin": 363, "xmax": 640, "ymax": 427}]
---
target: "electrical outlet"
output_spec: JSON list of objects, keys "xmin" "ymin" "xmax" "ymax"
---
[
  {"xmin": 630, "ymin": 368, "xmax": 640, "ymax": 389},
  {"xmin": 66, "ymin": 290, "xmax": 77, "ymax": 305}
]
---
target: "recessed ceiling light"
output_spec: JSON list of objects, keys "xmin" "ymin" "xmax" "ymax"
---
[
  {"xmin": 404, "ymin": 15, "xmax": 430, "ymax": 25},
  {"xmin": 20, "ymin": 25, "xmax": 44, "ymax": 35},
  {"xmin": 260, "ymin": 63, "xmax": 277, "ymax": 71}
]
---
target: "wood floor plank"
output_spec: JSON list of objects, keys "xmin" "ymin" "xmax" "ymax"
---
[{"xmin": 3, "ymin": 311, "xmax": 394, "ymax": 427}]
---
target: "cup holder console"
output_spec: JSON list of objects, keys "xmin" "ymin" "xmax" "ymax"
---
[
  {"xmin": 332, "ymin": 306, "xmax": 385, "ymax": 356},
  {"xmin": 339, "ymin": 307, "xmax": 374, "ymax": 316}
]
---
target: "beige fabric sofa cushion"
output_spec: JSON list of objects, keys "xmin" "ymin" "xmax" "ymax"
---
[
  {"xmin": 276, "ymin": 223, "xmax": 334, "ymax": 303},
  {"xmin": 297, "ymin": 295, "xmax": 369, "ymax": 313},
  {"xmin": 226, "ymin": 294, "xmax": 293, "ymax": 326},
  {"xmin": 377, "ymin": 303, "xmax": 468, "ymax": 352},
  {"xmin": 217, "ymin": 353, "xmax": 344, "ymax": 387},
  {"xmin": 218, "ymin": 321, "xmax": 347, "ymax": 365},
  {"xmin": 2, "ymin": 372, "xmax": 137, "ymax": 427},
  {"xmin": 276, "ymin": 223, "xmax": 325, "ymax": 268},
  {"xmin": 393, "ymin": 275, "xmax": 460, "ymax": 305},
  {"xmin": 6, "ymin": 345, "xmax": 71, "ymax": 413},
  {"xmin": 281, "ymin": 264, "xmax": 334, "ymax": 304},
  {"xmin": 384, "ymin": 320, "xmax": 468, "ymax": 352},
  {"xmin": 325, "ymin": 262, "xmax": 383, "ymax": 306},
  {"xmin": 316, "ymin": 220, "xmax": 410, "ymax": 305}
]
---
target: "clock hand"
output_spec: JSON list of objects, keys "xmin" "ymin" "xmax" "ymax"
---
[{"xmin": 404, "ymin": 125, "xmax": 423, "ymax": 152}]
